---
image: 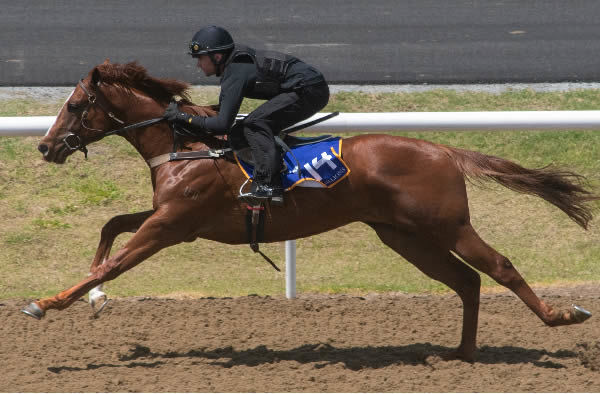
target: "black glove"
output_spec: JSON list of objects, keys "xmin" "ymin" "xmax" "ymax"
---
[{"xmin": 163, "ymin": 102, "xmax": 188, "ymax": 123}]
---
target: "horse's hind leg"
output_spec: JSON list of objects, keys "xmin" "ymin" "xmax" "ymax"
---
[
  {"xmin": 369, "ymin": 223, "xmax": 482, "ymax": 362},
  {"xmin": 87, "ymin": 210, "xmax": 154, "ymax": 314},
  {"xmin": 454, "ymin": 224, "xmax": 592, "ymax": 326}
]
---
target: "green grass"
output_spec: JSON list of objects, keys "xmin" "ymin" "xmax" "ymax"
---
[{"xmin": 1, "ymin": 88, "xmax": 600, "ymax": 300}]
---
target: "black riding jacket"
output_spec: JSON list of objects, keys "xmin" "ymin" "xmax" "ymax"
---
[{"xmin": 181, "ymin": 45, "xmax": 325, "ymax": 135}]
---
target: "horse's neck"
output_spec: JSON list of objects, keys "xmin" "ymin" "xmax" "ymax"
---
[
  {"xmin": 120, "ymin": 105, "xmax": 223, "ymax": 165},
  {"xmin": 121, "ymin": 123, "xmax": 178, "ymax": 162},
  {"xmin": 109, "ymin": 88, "xmax": 221, "ymax": 164}
]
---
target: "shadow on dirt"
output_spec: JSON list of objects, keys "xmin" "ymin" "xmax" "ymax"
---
[
  {"xmin": 47, "ymin": 342, "xmax": 576, "ymax": 374},
  {"xmin": 47, "ymin": 360, "xmax": 164, "ymax": 374},
  {"xmin": 477, "ymin": 345, "xmax": 574, "ymax": 369}
]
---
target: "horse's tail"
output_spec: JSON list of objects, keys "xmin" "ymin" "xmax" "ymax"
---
[{"xmin": 444, "ymin": 146, "xmax": 598, "ymax": 229}]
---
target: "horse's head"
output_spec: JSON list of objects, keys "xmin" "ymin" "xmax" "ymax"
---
[
  {"xmin": 38, "ymin": 67, "xmax": 125, "ymax": 163},
  {"xmin": 38, "ymin": 61, "xmax": 196, "ymax": 164}
]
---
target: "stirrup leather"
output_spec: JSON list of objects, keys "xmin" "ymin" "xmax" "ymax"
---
[{"xmin": 245, "ymin": 203, "xmax": 280, "ymax": 272}]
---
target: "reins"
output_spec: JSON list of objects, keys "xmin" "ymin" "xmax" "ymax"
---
[
  {"xmin": 103, "ymin": 117, "xmax": 166, "ymax": 137},
  {"xmin": 63, "ymin": 80, "xmax": 166, "ymax": 158}
]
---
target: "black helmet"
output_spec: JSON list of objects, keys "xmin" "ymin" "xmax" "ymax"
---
[{"xmin": 188, "ymin": 26, "xmax": 234, "ymax": 57}]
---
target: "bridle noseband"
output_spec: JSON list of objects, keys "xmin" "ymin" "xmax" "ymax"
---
[{"xmin": 62, "ymin": 79, "xmax": 164, "ymax": 158}]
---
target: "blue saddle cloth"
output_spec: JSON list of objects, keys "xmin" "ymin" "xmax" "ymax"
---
[{"xmin": 235, "ymin": 137, "xmax": 351, "ymax": 191}]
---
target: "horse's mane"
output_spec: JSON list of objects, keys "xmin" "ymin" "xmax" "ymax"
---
[{"xmin": 94, "ymin": 61, "xmax": 192, "ymax": 104}]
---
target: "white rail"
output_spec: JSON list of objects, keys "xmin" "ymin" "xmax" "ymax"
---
[
  {"xmin": 4, "ymin": 111, "xmax": 600, "ymax": 136},
  {"xmin": 3, "ymin": 112, "xmax": 600, "ymax": 299},
  {"xmin": 302, "ymin": 111, "xmax": 600, "ymax": 132},
  {"xmin": 0, "ymin": 116, "xmax": 56, "ymax": 136}
]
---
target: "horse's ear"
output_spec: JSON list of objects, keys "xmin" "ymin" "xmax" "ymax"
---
[
  {"xmin": 91, "ymin": 67, "xmax": 101, "ymax": 85},
  {"xmin": 103, "ymin": 58, "xmax": 110, "ymax": 65}
]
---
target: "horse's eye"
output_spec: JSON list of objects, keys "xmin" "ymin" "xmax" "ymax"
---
[{"xmin": 67, "ymin": 103, "xmax": 81, "ymax": 113}]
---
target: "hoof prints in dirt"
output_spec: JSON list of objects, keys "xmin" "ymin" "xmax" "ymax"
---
[
  {"xmin": 578, "ymin": 342, "xmax": 600, "ymax": 371},
  {"xmin": 2, "ymin": 289, "xmax": 599, "ymax": 392}
]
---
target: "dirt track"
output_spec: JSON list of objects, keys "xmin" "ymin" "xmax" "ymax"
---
[{"xmin": 1, "ymin": 285, "xmax": 599, "ymax": 392}]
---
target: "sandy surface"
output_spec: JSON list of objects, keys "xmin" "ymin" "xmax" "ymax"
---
[{"xmin": 1, "ymin": 285, "xmax": 599, "ymax": 392}]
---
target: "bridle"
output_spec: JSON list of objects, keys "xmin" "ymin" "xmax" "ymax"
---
[{"xmin": 63, "ymin": 79, "xmax": 164, "ymax": 158}]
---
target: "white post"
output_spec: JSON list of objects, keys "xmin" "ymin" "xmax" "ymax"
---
[{"xmin": 285, "ymin": 240, "xmax": 297, "ymax": 299}]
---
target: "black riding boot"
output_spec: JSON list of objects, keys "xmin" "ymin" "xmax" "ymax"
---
[
  {"xmin": 243, "ymin": 123, "xmax": 284, "ymax": 204},
  {"xmin": 267, "ymin": 172, "xmax": 284, "ymax": 204},
  {"xmin": 247, "ymin": 159, "xmax": 284, "ymax": 204},
  {"xmin": 248, "ymin": 180, "xmax": 284, "ymax": 204}
]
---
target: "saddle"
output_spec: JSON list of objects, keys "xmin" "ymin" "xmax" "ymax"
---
[
  {"xmin": 235, "ymin": 135, "xmax": 350, "ymax": 192},
  {"xmin": 233, "ymin": 134, "xmax": 334, "ymax": 164}
]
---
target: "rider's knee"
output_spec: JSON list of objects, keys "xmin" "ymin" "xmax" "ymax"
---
[{"xmin": 242, "ymin": 117, "xmax": 270, "ymax": 134}]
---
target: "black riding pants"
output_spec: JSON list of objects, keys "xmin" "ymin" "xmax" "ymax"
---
[{"xmin": 242, "ymin": 81, "xmax": 329, "ymax": 185}]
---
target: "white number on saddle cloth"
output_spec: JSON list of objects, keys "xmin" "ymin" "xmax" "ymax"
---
[{"xmin": 303, "ymin": 151, "xmax": 337, "ymax": 181}]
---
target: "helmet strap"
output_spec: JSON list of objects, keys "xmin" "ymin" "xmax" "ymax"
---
[{"xmin": 209, "ymin": 53, "xmax": 225, "ymax": 77}]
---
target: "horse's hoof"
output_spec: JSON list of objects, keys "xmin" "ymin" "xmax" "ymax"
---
[
  {"xmin": 572, "ymin": 304, "xmax": 592, "ymax": 323},
  {"xmin": 21, "ymin": 302, "xmax": 45, "ymax": 320},
  {"xmin": 90, "ymin": 292, "xmax": 110, "ymax": 317},
  {"xmin": 91, "ymin": 297, "xmax": 110, "ymax": 318}
]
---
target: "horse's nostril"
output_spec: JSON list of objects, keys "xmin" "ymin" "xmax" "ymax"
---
[{"xmin": 38, "ymin": 144, "xmax": 49, "ymax": 154}]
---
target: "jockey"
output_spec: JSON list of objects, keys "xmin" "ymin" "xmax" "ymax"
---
[{"xmin": 163, "ymin": 25, "xmax": 330, "ymax": 203}]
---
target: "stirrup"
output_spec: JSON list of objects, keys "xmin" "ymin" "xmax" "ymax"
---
[
  {"xmin": 270, "ymin": 194, "xmax": 284, "ymax": 205},
  {"xmin": 238, "ymin": 179, "xmax": 263, "ymax": 204},
  {"xmin": 238, "ymin": 179, "xmax": 284, "ymax": 205}
]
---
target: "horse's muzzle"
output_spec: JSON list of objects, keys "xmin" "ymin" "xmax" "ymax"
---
[{"xmin": 38, "ymin": 143, "xmax": 49, "ymax": 155}]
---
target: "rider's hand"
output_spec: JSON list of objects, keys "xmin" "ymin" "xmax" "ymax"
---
[{"xmin": 163, "ymin": 102, "xmax": 187, "ymax": 123}]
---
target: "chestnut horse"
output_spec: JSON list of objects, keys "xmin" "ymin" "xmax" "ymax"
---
[{"xmin": 27, "ymin": 61, "xmax": 594, "ymax": 361}]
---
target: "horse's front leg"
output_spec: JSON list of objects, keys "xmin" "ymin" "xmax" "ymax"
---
[
  {"xmin": 22, "ymin": 207, "xmax": 187, "ymax": 319},
  {"xmin": 87, "ymin": 210, "xmax": 154, "ymax": 314}
]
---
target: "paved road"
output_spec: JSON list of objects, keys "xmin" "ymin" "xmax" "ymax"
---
[{"xmin": 1, "ymin": 0, "xmax": 600, "ymax": 86}]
